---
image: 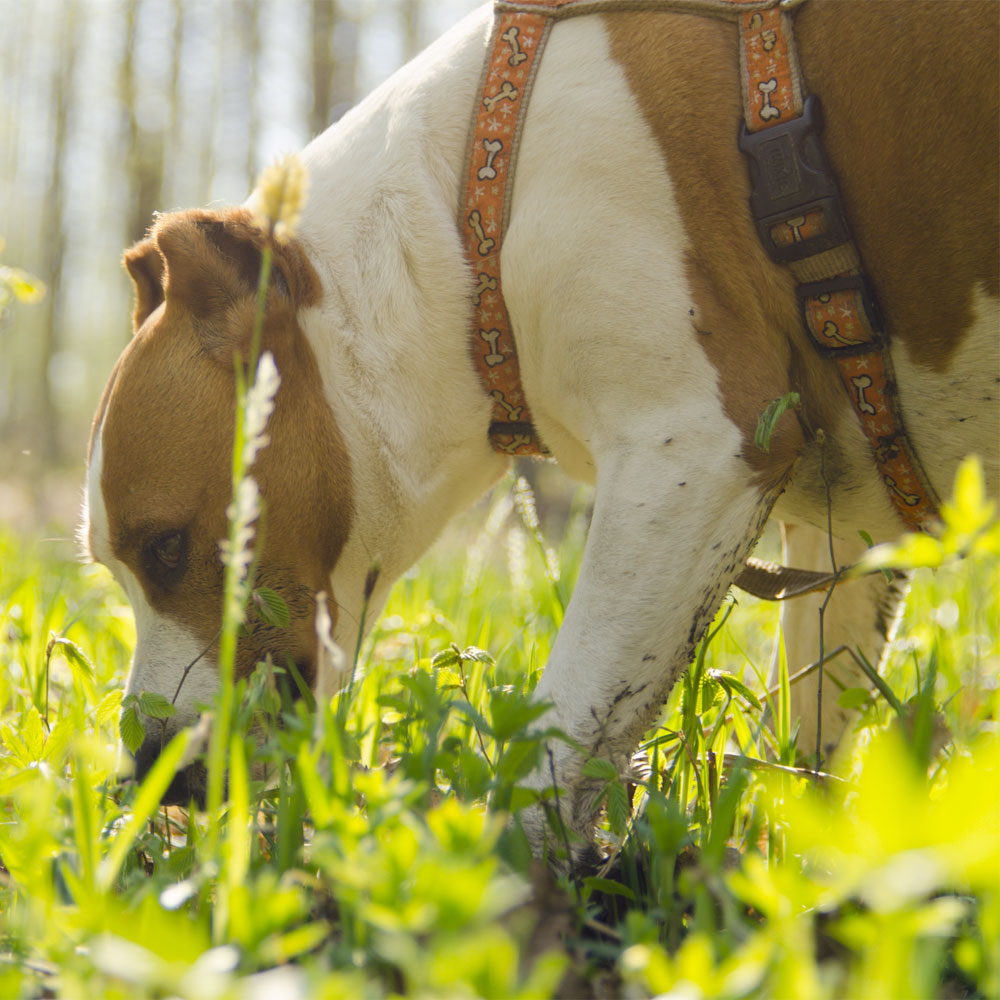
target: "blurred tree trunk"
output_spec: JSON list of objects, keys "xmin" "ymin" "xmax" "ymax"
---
[
  {"xmin": 37, "ymin": 0, "xmax": 79, "ymax": 463},
  {"xmin": 165, "ymin": 0, "xmax": 184, "ymax": 210},
  {"xmin": 330, "ymin": 6, "xmax": 359, "ymax": 124},
  {"xmin": 310, "ymin": 0, "xmax": 336, "ymax": 138},
  {"xmin": 312, "ymin": 1, "xmax": 360, "ymax": 135},
  {"xmin": 401, "ymin": 0, "xmax": 421, "ymax": 59},
  {"xmin": 197, "ymin": 4, "xmax": 220, "ymax": 201},
  {"xmin": 121, "ymin": 0, "xmax": 166, "ymax": 247},
  {"xmin": 239, "ymin": 0, "xmax": 261, "ymax": 182}
]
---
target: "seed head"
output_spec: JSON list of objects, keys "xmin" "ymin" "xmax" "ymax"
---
[
  {"xmin": 363, "ymin": 561, "xmax": 382, "ymax": 603},
  {"xmin": 242, "ymin": 351, "xmax": 281, "ymax": 470},
  {"xmin": 252, "ymin": 154, "xmax": 308, "ymax": 242}
]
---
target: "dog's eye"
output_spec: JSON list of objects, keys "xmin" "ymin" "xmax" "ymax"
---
[{"xmin": 151, "ymin": 532, "xmax": 184, "ymax": 570}]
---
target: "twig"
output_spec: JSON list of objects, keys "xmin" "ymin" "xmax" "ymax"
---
[
  {"xmin": 765, "ymin": 645, "xmax": 850, "ymax": 697},
  {"xmin": 583, "ymin": 917, "xmax": 623, "ymax": 941},
  {"xmin": 172, "ymin": 627, "xmax": 222, "ymax": 704},
  {"xmin": 546, "ymin": 748, "xmax": 583, "ymax": 907},
  {"xmin": 815, "ymin": 429, "xmax": 843, "ymax": 774},
  {"xmin": 456, "ymin": 652, "xmax": 494, "ymax": 773},
  {"xmin": 338, "ymin": 562, "xmax": 379, "ymax": 725},
  {"xmin": 722, "ymin": 753, "xmax": 848, "ymax": 785}
]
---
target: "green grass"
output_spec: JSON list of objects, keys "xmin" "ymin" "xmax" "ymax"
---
[{"xmin": 0, "ymin": 459, "xmax": 997, "ymax": 999}]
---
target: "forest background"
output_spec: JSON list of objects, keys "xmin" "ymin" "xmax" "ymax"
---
[{"xmin": 1, "ymin": 0, "xmax": 478, "ymax": 529}]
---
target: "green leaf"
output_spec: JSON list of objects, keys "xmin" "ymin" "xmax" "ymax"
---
[
  {"xmin": 494, "ymin": 738, "xmax": 541, "ymax": 786},
  {"xmin": 260, "ymin": 922, "xmax": 332, "ymax": 964},
  {"xmin": 96, "ymin": 689, "xmax": 124, "ymax": 728},
  {"xmin": 754, "ymin": 392, "xmax": 799, "ymax": 454},
  {"xmin": 22, "ymin": 706, "xmax": 45, "ymax": 761},
  {"xmin": 99, "ymin": 726, "xmax": 197, "ymax": 890},
  {"xmin": 583, "ymin": 876, "xmax": 636, "ymax": 902},
  {"xmin": 606, "ymin": 780, "xmax": 630, "ymax": 836},
  {"xmin": 837, "ymin": 687, "xmax": 871, "ymax": 710},
  {"xmin": 454, "ymin": 700, "xmax": 494, "ymax": 739},
  {"xmin": 433, "ymin": 645, "xmax": 495, "ymax": 669},
  {"xmin": 0, "ymin": 725, "xmax": 31, "ymax": 768},
  {"xmin": 119, "ymin": 700, "xmax": 145, "ymax": 754},
  {"xmin": 41, "ymin": 716, "xmax": 73, "ymax": 765},
  {"xmin": 488, "ymin": 690, "xmax": 551, "ymax": 744},
  {"xmin": 49, "ymin": 636, "xmax": 94, "ymax": 681},
  {"xmin": 252, "ymin": 586, "xmax": 291, "ymax": 628},
  {"xmin": 506, "ymin": 785, "xmax": 543, "ymax": 812},
  {"xmin": 709, "ymin": 670, "xmax": 762, "ymax": 711},
  {"xmin": 858, "ymin": 533, "xmax": 944, "ymax": 572},
  {"xmin": 431, "ymin": 646, "xmax": 462, "ymax": 669},
  {"xmin": 435, "ymin": 666, "xmax": 464, "ymax": 691},
  {"xmin": 700, "ymin": 675, "xmax": 722, "ymax": 712},
  {"xmin": 459, "ymin": 645, "xmax": 494, "ymax": 665},
  {"xmin": 581, "ymin": 757, "xmax": 618, "ymax": 782},
  {"xmin": 138, "ymin": 691, "xmax": 177, "ymax": 720},
  {"xmin": 947, "ymin": 454, "xmax": 992, "ymax": 533}
]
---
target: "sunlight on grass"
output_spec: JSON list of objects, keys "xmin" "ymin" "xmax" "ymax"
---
[{"xmin": 0, "ymin": 458, "xmax": 997, "ymax": 997}]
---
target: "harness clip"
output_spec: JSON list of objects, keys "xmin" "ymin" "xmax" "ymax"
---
[{"xmin": 738, "ymin": 95, "xmax": 853, "ymax": 264}]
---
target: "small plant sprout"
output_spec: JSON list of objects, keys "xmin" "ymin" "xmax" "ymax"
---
[{"xmin": 754, "ymin": 392, "xmax": 800, "ymax": 454}]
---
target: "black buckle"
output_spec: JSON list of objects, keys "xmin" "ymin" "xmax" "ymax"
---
[
  {"xmin": 738, "ymin": 96, "xmax": 853, "ymax": 263},
  {"xmin": 796, "ymin": 273, "xmax": 885, "ymax": 357}
]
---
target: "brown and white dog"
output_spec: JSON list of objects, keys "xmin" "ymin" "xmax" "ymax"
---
[{"xmin": 83, "ymin": 1, "xmax": 998, "ymax": 842}]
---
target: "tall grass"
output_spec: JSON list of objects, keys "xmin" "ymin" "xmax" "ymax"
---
[{"xmin": 0, "ymin": 458, "xmax": 996, "ymax": 998}]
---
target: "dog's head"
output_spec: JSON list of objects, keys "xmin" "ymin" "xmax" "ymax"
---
[{"xmin": 82, "ymin": 208, "xmax": 353, "ymax": 803}]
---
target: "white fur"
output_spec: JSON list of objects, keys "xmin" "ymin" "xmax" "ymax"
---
[
  {"xmin": 894, "ymin": 284, "xmax": 1000, "ymax": 501},
  {"xmin": 288, "ymin": 6, "xmax": 508, "ymax": 641}
]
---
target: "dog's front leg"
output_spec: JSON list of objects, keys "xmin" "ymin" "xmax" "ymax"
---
[{"xmin": 517, "ymin": 426, "xmax": 786, "ymax": 860}]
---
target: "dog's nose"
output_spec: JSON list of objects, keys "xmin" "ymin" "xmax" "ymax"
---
[{"xmin": 131, "ymin": 735, "xmax": 207, "ymax": 807}]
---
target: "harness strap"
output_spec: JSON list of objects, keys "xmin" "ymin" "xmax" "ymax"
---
[
  {"xmin": 461, "ymin": 7, "xmax": 554, "ymax": 457},
  {"xmin": 463, "ymin": 0, "xmax": 940, "ymax": 533},
  {"xmin": 733, "ymin": 4, "xmax": 941, "ymax": 531}
]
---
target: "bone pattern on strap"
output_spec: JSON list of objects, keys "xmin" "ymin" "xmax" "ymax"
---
[
  {"xmin": 736, "ymin": 3, "xmax": 940, "ymax": 531},
  {"xmin": 462, "ymin": 9, "xmax": 554, "ymax": 457},
  {"xmin": 464, "ymin": 0, "xmax": 940, "ymax": 531},
  {"xmin": 462, "ymin": 0, "xmax": 787, "ymax": 459}
]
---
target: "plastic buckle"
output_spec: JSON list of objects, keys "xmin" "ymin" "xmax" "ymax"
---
[
  {"xmin": 796, "ymin": 273, "xmax": 885, "ymax": 357},
  {"xmin": 738, "ymin": 96, "xmax": 853, "ymax": 263}
]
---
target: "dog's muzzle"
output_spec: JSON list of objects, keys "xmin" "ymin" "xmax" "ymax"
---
[{"xmin": 130, "ymin": 735, "xmax": 208, "ymax": 808}]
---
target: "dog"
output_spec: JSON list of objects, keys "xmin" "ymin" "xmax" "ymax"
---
[{"xmin": 83, "ymin": 0, "xmax": 998, "ymax": 848}]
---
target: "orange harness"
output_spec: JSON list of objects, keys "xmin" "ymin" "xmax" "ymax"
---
[{"xmin": 461, "ymin": 0, "xmax": 940, "ymax": 530}]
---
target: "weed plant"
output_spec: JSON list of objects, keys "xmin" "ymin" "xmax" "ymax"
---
[
  {"xmin": 0, "ymin": 172, "xmax": 997, "ymax": 996},
  {"xmin": 1, "ymin": 459, "xmax": 996, "ymax": 999}
]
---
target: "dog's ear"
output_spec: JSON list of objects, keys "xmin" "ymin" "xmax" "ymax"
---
[
  {"xmin": 152, "ymin": 209, "xmax": 277, "ymax": 318},
  {"xmin": 123, "ymin": 238, "xmax": 166, "ymax": 332},
  {"xmin": 149, "ymin": 208, "xmax": 319, "ymax": 364},
  {"xmin": 137, "ymin": 208, "xmax": 320, "ymax": 366}
]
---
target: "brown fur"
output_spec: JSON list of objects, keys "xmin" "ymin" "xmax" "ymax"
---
[
  {"xmin": 796, "ymin": 0, "xmax": 999, "ymax": 371},
  {"xmin": 97, "ymin": 208, "xmax": 353, "ymax": 683},
  {"xmin": 605, "ymin": 0, "xmax": 999, "ymax": 470}
]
